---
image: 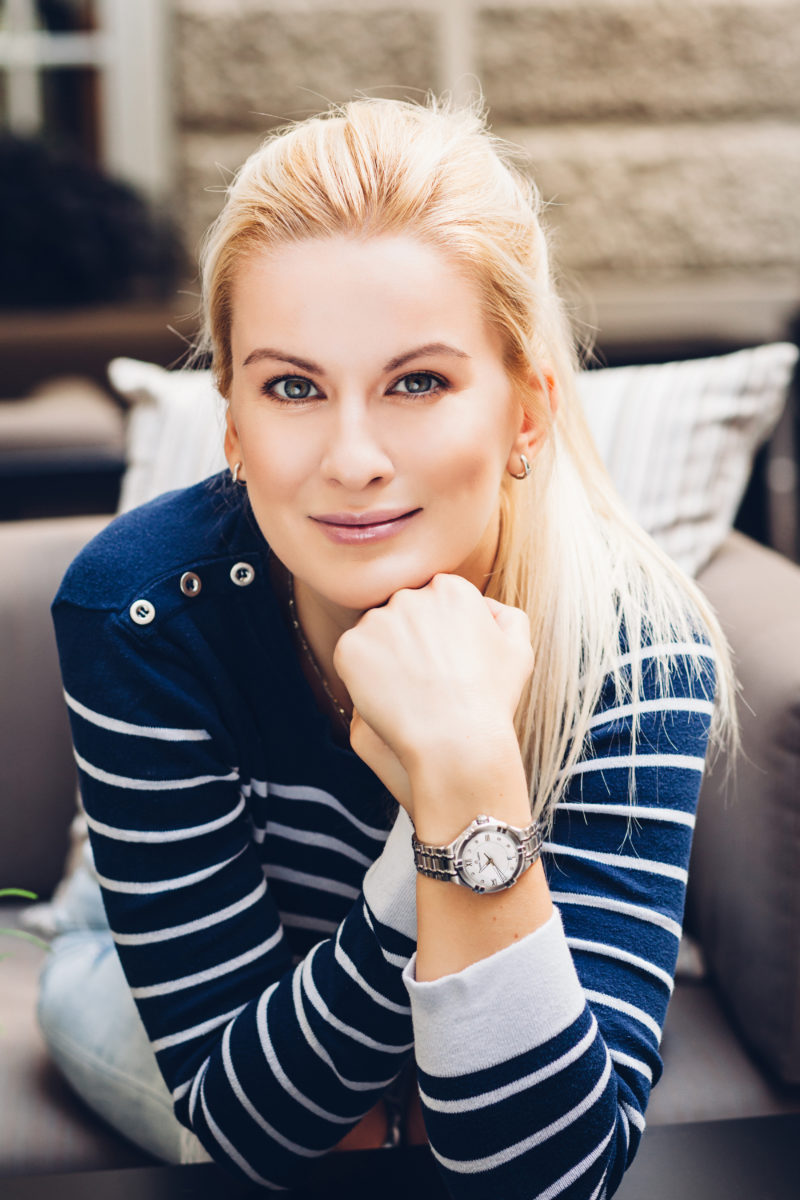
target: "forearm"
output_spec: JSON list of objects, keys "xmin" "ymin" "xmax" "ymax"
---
[{"xmin": 410, "ymin": 730, "xmax": 553, "ymax": 981}]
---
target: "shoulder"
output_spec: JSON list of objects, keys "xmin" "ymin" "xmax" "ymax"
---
[{"xmin": 54, "ymin": 473, "xmax": 268, "ymax": 614}]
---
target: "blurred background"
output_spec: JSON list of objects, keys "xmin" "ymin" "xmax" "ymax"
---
[{"xmin": 1, "ymin": 0, "xmax": 799, "ymax": 549}]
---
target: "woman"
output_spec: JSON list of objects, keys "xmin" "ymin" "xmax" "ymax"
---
[{"xmin": 40, "ymin": 97, "xmax": 735, "ymax": 1197}]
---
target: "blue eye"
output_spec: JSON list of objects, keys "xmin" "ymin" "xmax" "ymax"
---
[
  {"xmin": 264, "ymin": 376, "xmax": 320, "ymax": 401},
  {"xmin": 391, "ymin": 372, "xmax": 445, "ymax": 396}
]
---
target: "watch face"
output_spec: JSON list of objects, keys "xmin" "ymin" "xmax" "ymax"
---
[{"xmin": 457, "ymin": 827, "xmax": 521, "ymax": 893}]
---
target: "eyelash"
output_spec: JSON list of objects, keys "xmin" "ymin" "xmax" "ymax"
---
[{"xmin": 260, "ymin": 371, "xmax": 449, "ymax": 403}]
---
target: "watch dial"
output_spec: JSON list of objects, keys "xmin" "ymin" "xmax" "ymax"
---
[{"xmin": 458, "ymin": 829, "xmax": 519, "ymax": 892}]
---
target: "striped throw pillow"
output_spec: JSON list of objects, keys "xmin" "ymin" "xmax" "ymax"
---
[{"xmin": 578, "ymin": 343, "xmax": 797, "ymax": 574}]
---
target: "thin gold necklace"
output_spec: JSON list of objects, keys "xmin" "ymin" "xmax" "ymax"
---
[{"xmin": 286, "ymin": 573, "xmax": 351, "ymax": 734}]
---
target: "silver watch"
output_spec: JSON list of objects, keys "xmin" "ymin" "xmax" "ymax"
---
[{"xmin": 412, "ymin": 813, "xmax": 543, "ymax": 894}]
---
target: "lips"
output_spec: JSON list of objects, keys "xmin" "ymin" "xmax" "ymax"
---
[
  {"xmin": 312, "ymin": 508, "xmax": 419, "ymax": 527},
  {"xmin": 310, "ymin": 508, "xmax": 421, "ymax": 544}
]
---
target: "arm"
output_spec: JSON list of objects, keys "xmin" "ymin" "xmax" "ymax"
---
[
  {"xmin": 52, "ymin": 596, "xmax": 419, "ymax": 1189},
  {"xmin": 336, "ymin": 577, "xmax": 714, "ymax": 1199}
]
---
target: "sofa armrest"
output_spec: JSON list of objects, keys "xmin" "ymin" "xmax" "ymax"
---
[
  {"xmin": 691, "ymin": 531, "xmax": 800, "ymax": 1084},
  {"xmin": 0, "ymin": 515, "xmax": 108, "ymax": 898}
]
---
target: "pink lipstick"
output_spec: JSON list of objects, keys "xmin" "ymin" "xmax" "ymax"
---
[{"xmin": 310, "ymin": 508, "xmax": 421, "ymax": 545}]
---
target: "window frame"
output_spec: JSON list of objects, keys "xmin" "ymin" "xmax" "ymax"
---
[{"xmin": 0, "ymin": 0, "xmax": 172, "ymax": 202}]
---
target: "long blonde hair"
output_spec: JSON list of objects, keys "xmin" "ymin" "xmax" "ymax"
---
[{"xmin": 199, "ymin": 96, "xmax": 737, "ymax": 828}]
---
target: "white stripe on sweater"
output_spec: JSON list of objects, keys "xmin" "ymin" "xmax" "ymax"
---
[
  {"xmin": 172, "ymin": 1076, "xmax": 193, "ymax": 1104},
  {"xmin": 557, "ymin": 802, "xmax": 695, "ymax": 828},
  {"xmin": 545, "ymin": 842, "xmax": 688, "ymax": 884},
  {"xmin": 282, "ymin": 972, "xmax": 396, "ymax": 1102},
  {"xmin": 419, "ymin": 1016, "xmax": 599, "ymax": 1114},
  {"xmin": 188, "ymin": 1061, "xmax": 206, "ymax": 1122},
  {"xmin": 75, "ymin": 748, "xmax": 238, "ymax": 791},
  {"xmin": 584, "ymin": 989, "xmax": 662, "ymax": 1042},
  {"xmin": 563, "ymin": 752, "xmax": 706, "ymax": 779},
  {"xmin": 534, "ymin": 1126, "xmax": 614, "ymax": 1200},
  {"xmin": 152, "ymin": 1005, "xmax": 245, "ymax": 1052},
  {"xmin": 301, "ymin": 944, "xmax": 414, "ymax": 1053},
  {"xmin": 257, "ymin": 821, "xmax": 372, "ymax": 868},
  {"xmin": 334, "ymin": 929, "xmax": 411, "ymax": 1016},
  {"xmin": 221, "ymin": 1020, "xmax": 321, "ymax": 1159},
  {"xmin": 611, "ymin": 642, "xmax": 715, "ymax": 672},
  {"xmin": 589, "ymin": 1175, "xmax": 607, "ymax": 1200},
  {"xmin": 131, "ymin": 928, "xmax": 284, "ymax": 998},
  {"xmin": 551, "ymin": 892, "xmax": 682, "ymax": 940},
  {"xmin": 199, "ymin": 1076, "xmax": 283, "ymax": 1189},
  {"xmin": 618, "ymin": 1104, "xmax": 630, "ymax": 1153},
  {"xmin": 609, "ymin": 1049, "xmax": 653, "ymax": 1083},
  {"xmin": 260, "ymin": 780, "xmax": 389, "ymax": 842},
  {"xmin": 255, "ymin": 983, "xmax": 351, "ymax": 1123},
  {"xmin": 95, "ymin": 845, "xmax": 248, "ymax": 894},
  {"xmin": 432, "ymin": 1051, "xmax": 613, "ymax": 1173},
  {"xmin": 264, "ymin": 864, "xmax": 359, "ymax": 901},
  {"xmin": 587, "ymin": 697, "xmax": 714, "ymax": 730},
  {"xmin": 85, "ymin": 795, "xmax": 246, "ymax": 843},
  {"xmin": 566, "ymin": 938, "xmax": 674, "ymax": 991},
  {"xmin": 621, "ymin": 1100, "xmax": 646, "ymax": 1133},
  {"xmin": 113, "ymin": 879, "xmax": 267, "ymax": 945},
  {"xmin": 362, "ymin": 903, "xmax": 412, "ymax": 969},
  {"xmin": 64, "ymin": 689, "xmax": 211, "ymax": 741}
]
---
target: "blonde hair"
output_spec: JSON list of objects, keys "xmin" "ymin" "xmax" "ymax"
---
[{"xmin": 199, "ymin": 96, "xmax": 737, "ymax": 828}]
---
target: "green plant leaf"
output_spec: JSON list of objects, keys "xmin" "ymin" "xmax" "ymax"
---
[
  {"xmin": 1, "ymin": 891, "xmax": 49, "ymax": 955},
  {"xmin": 0, "ymin": 927, "xmax": 50, "ymax": 952}
]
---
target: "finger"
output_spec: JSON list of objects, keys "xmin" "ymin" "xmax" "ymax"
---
[{"xmin": 484, "ymin": 596, "xmax": 531, "ymax": 639}]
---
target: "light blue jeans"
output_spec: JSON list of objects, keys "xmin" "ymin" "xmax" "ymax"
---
[{"xmin": 36, "ymin": 844, "xmax": 211, "ymax": 1164}]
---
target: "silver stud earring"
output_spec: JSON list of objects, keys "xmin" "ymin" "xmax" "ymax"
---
[
  {"xmin": 509, "ymin": 454, "xmax": 532, "ymax": 480},
  {"xmin": 232, "ymin": 461, "xmax": 244, "ymax": 485}
]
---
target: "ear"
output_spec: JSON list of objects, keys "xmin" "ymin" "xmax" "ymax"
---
[
  {"xmin": 506, "ymin": 370, "xmax": 558, "ymax": 473},
  {"xmin": 224, "ymin": 407, "xmax": 243, "ymax": 474}
]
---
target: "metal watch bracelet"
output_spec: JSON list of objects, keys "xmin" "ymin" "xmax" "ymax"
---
[{"xmin": 411, "ymin": 814, "xmax": 544, "ymax": 888}]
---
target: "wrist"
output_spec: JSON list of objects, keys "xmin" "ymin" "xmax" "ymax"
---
[{"xmin": 408, "ymin": 732, "xmax": 531, "ymax": 846}]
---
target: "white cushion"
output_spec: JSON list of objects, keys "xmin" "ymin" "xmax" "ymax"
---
[
  {"xmin": 108, "ymin": 358, "xmax": 227, "ymax": 513},
  {"xmin": 578, "ymin": 343, "xmax": 797, "ymax": 575},
  {"xmin": 109, "ymin": 343, "xmax": 798, "ymax": 576}
]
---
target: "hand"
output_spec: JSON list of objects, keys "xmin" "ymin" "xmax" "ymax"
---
[
  {"xmin": 348, "ymin": 706, "xmax": 413, "ymax": 812},
  {"xmin": 333, "ymin": 574, "xmax": 533, "ymax": 816}
]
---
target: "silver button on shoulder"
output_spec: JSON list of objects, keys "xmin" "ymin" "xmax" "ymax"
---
[
  {"xmin": 129, "ymin": 599, "xmax": 155, "ymax": 625},
  {"xmin": 230, "ymin": 561, "xmax": 255, "ymax": 587},
  {"xmin": 180, "ymin": 571, "xmax": 202, "ymax": 597}
]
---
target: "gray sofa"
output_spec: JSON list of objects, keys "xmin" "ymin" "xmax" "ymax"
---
[{"xmin": 1, "ymin": 512, "xmax": 800, "ymax": 1179}]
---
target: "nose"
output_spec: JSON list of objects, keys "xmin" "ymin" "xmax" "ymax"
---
[{"xmin": 319, "ymin": 401, "xmax": 394, "ymax": 491}]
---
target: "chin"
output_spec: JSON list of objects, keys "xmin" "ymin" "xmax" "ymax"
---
[{"xmin": 321, "ymin": 563, "xmax": 438, "ymax": 613}]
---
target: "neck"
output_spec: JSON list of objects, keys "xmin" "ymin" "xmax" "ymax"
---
[{"xmin": 277, "ymin": 563, "xmax": 359, "ymax": 720}]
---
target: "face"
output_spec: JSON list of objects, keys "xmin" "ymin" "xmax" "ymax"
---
[{"xmin": 225, "ymin": 234, "xmax": 536, "ymax": 620}]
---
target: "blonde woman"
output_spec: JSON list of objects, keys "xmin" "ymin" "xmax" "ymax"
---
[{"xmin": 40, "ymin": 98, "xmax": 735, "ymax": 1197}]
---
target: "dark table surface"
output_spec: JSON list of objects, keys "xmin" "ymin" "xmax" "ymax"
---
[{"xmin": 4, "ymin": 1113, "xmax": 799, "ymax": 1200}]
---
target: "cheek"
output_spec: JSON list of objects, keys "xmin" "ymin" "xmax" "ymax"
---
[
  {"xmin": 430, "ymin": 427, "xmax": 508, "ymax": 501},
  {"xmin": 238, "ymin": 416, "xmax": 314, "ymax": 501}
]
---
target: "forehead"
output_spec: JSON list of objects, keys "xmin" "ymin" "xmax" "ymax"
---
[{"xmin": 229, "ymin": 235, "xmax": 503, "ymax": 367}]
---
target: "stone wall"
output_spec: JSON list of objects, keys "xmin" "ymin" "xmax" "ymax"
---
[{"xmin": 172, "ymin": 0, "xmax": 800, "ymax": 326}]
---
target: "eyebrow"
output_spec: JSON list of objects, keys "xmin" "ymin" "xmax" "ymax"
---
[{"xmin": 241, "ymin": 342, "xmax": 470, "ymax": 374}]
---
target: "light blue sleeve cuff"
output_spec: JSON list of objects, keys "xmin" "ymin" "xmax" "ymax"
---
[
  {"xmin": 362, "ymin": 806, "xmax": 417, "ymax": 941},
  {"xmin": 402, "ymin": 907, "xmax": 586, "ymax": 1076}
]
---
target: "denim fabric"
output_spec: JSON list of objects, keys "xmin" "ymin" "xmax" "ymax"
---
[{"xmin": 36, "ymin": 848, "xmax": 211, "ymax": 1165}]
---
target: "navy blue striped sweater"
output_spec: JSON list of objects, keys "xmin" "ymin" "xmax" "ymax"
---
[{"xmin": 52, "ymin": 475, "xmax": 715, "ymax": 1198}]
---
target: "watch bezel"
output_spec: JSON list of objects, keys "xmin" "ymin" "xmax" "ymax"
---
[{"xmin": 453, "ymin": 819, "xmax": 526, "ymax": 894}]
